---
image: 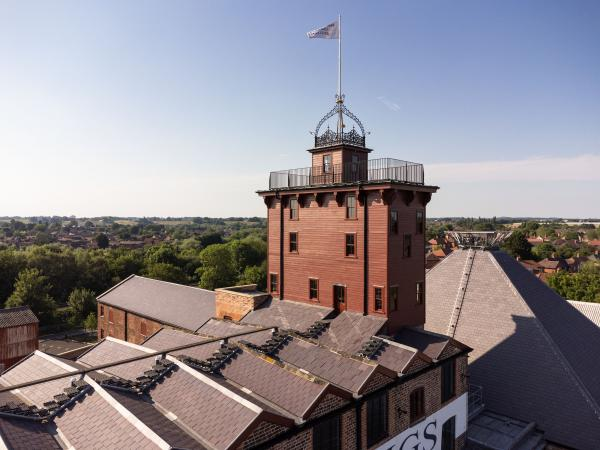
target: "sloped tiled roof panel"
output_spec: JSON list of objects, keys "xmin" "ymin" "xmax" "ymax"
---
[
  {"xmin": 372, "ymin": 342, "xmax": 416, "ymax": 373},
  {"xmin": 106, "ymin": 389, "xmax": 205, "ymax": 450},
  {"xmin": 0, "ymin": 306, "xmax": 38, "ymax": 328},
  {"xmin": 77, "ymin": 339, "xmax": 155, "ymax": 381},
  {"xmin": 425, "ymin": 249, "xmax": 600, "ymax": 449},
  {"xmin": 0, "ymin": 354, "xmax": 73, "ymax": 407},
  {"xmin": 197, "ymin": 319, "xmax": 273, "ymax": 345},
  {"xmin": 394, "ymin": 328, "xmax": 448, "ymax": 360},
  {"xmin": 149, "ymin": 366, "xmax": 266, "ymax": 450},
  {"xmin": 275, "ymin": 337, "xmax": 379, "ymax": 394},
  {"xmin": 53, "ymin": 386, "xmax": 161, "ymax": 450},
  {"xmin": 241, "ymin": 298, "xmax": 333, "ymax": 332},
  {"xmin": 568, "ymin": 300, "xmax": 600, "ymax": 327},
  {"xmin": 142, "ymin": 328, "xmax": 222, "ymax": 361},
  {"xmin": 317, "ymin": 312, "xmax": 387, "ymax": 354},
  {"xmin": 220, "ymin": 350, "xmax": 328, "ymax": 419},
  {"xmin": 97, "ymin": 275, "xmax": 215, "ymax": 331}
]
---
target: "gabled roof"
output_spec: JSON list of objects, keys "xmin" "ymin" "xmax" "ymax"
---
[
  {"xmin": 425, "ymin": 248, "xmax": 600, "ymax": 449},
  {"xmin": 197, "ymin": 318, "xmax": 273, "ymax": 345},
  {"xmin": 274, "ymin": 336, "xmax": 395, "ymax": 394},
  {"xmin": 97, "ymin": 275, "xmax": 215, "ymax": 331},
  {"xmin": 0, "ymin": 306, "xmax": 38, "ymax": 329},
  {"xmin": 317, "ymin": 312, "xmax": 387, "ymax": 353},
  {"xmin": 241, "ymin": 298, "xmax": 333, "ymax": 332}
]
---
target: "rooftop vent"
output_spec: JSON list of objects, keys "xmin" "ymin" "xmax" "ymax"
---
[
  {"xmin": 100, "ymin": 358, "xmax": 175, "ymax": 394},
  {"xmin": 179, "ymin": 342, "xmax": 240, "ymax": 374},
  {"xmin": 239, "ymin": 330, "xmax": 291, "ymax": 356},
  {"xmin": 296, "ymin": 320, "xmax": 329, "ymax": 339},
  {"xmin": 356, "ymin": 337, "xmax": 386, "ymax": 360}
]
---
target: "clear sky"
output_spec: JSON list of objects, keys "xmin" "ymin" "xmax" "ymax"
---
[{"xmin": 1, "ymin": 1, "xmax": 598, "ymax": 218}]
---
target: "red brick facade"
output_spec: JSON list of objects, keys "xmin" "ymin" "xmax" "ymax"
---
[{"xmin": 97, "ymin": 303, "xmax": 162, "ymax": 344}]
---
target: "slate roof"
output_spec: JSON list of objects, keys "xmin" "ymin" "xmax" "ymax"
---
[
  {"xmin": 568, "ymin": 300, "xmax": 600, "ymax": 328},
  {"xmin": 97, "ymin": 275, "xmax": 215, "ymax": 331},
  {"xmin": 219, "ymin": 349, "xmax": 340, "ymax": 419},
  {"xmin": 241, "ymin": 298, "xmax": 333, "ymax": 332},
  {"xmin": 369, "ymin": 338, "xmax": 423, "ymax": 373},
  {"xmin": 0, "ymin": 306, "xmax": 38, "ymax": 329},
  {"xmin": 197, "ymin": 318, "xmax": 273, "ymax": 345},
  {"xmin": 317, "ymin": 311, "xmax": 387, "ymax": 353},
  {"xmin": 142, "ymin": 327, "xmax": 222, "ymax": 361},
  {"xmin": 0, "ymin": 352, "xmax": 164, "ymax": 450},
  {"xmin": 425, "ymin": 248, "xmax": 600, "ymax": 449},
  {"xmin": 274, "ymin": 337, "xmax": 394, "ymax": 394}
]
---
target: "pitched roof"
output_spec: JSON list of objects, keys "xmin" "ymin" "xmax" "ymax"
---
[
  {"xmin": 0, "ymin": 306, "xmax": 38, "ymax": 329},
  {"xmin": 425, "ymin": 248, "xmax": 600, "ymax": 449},
  {"xmin": 142, "ymin": 328, "xmax": 223, "ymax": 361},
  {"xmin": 568, "ymin": 300, "xmax": 600, "ymax": 327},
  {"xmin": 241, "ymin": 298, "xmax": 333, "ymax": 332},
  {"xmin": 197, "ymin": 319, "xmax": 274, "ymax": 345},
  {"xmin": 274, "ymin": 337, "xmax": 394, "ymax": 394},
  {"xmin": 97, "ymin": 275, "xmax": 215, "ymax": 331},
  {"xmin": 317, "ymin": 312, "xmax": 387, "ymax": 353}
]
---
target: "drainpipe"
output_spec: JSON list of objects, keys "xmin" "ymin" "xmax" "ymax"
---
[
  {"xmin": 362, "ymin": 186, "xmax": 368, "ymax": 316},
  {"xmin": 279, "ymin": 195, "xmax": 284, "ymax": 300}
]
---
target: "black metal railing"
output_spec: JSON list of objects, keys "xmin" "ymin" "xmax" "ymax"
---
[{"xmin": 269, "ymin": 158, "xmax": 424, "ymax": 189}]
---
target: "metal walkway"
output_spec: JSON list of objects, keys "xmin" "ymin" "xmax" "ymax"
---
[{"xmin": 447, "ymin": 248, "xmax": 475, "ymax": 337}]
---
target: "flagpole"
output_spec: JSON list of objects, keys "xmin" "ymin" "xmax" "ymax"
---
[{"xmin": 338, "ymin": 14, "xmax": 342, "ymax": 100}]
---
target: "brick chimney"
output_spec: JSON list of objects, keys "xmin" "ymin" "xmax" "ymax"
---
[{"xmin": 215, "ymin": 285, "xmax": 270, "ymax": 321}]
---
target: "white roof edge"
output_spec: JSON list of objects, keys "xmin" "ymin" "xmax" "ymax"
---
[
  {"xmin": 84, "ymin": 375, "xmax": 171, "ymax": 450},
  {"xmin": 105, "ymin": 336, "xmax": 156, "ymax": 354},
  {"xmin": 166, "ymin": 355, "xmax": 263, "ymax": 415},
  {"xmin": 375, "ymin": 336, "xmax": 419, "ymax": 353}
]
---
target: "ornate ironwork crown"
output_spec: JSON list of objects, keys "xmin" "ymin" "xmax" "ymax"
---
[{"xmin": 313, "ymin": 96, "xmax": 366, "ymax": 148}]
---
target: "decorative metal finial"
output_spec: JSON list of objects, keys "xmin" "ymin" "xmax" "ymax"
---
[{"xmin": 313, "ymin": 98, "xmax": 366, "ymax": 148}]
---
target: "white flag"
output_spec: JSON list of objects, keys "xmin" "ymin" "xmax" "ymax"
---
[{"xmin": 306, "ymin": 20, "xmax": 339, "ymax": 39}]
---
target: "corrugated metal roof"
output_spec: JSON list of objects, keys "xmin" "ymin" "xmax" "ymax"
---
[{"xmin": 0, "ymin": 306, "xmax": 38, "ymax": 329}]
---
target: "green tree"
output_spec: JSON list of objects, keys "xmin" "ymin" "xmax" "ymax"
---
[
  {"xmin": 196, "ymin": 244, "xmax": 237, "ymax": 290},
  {"xmin": 548, "ymin": 268, "xmax": 600, "ymax": 303},
  {"xmin": 238, "ymin": 264, "xmax": 267, "ymax": 290},
  {"xmin": 144, "ymin": 263, "xmax": 188, "ymax": 284},
  {"xmin": 95, "ymin": 233, "xmax": 109, "ymax": 249},
  {"xmin": 6, "ymin": 268, "xmax": 56, "ymax": 324},
  {"xmin": 0, "ymin": 249, "xmax": 27, "ymax": 304},
  {"xmin": 532, "ymin": 243, "xmax": 556, "ymax": 261},
  {"xmin": 501, "ymin": 231, "xmax": 533, "ymax": 260},
  {"xmin": 67, "ymin": 288, "xmax": 96, "ymax": 325},
  {"xmin": 83, "ymin": 312, "xmax": 98, "ymax": 331}
]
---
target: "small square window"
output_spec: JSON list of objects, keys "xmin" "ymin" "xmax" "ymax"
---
[
  {"xmin": 403, "ymin": 234, "xmax": 412, "ymax": 257},
  {"xmin": 345, "ymin": 233, "xmax": 356, "ymax": 257},
  {"xmin": 416, "ymin": 281, "xmax": 424, "ymax": 304},
  {"xmin": 100, "ymin": 305, "xmax": 104, "ymax": 317},
  {"xmin": 323, "ymin": 154, "xmax": 332, "ymax": 173},
  {"xmin": 289, "ymin": 232, "xmax": 298, "ymax": 253},
  {"xmin": 346, "ymin": 194, "xmax": 356, "ymax": 219},
  {"xmin": 270, "ymin": 273, "xmax": 278, "ymax": 293},
  {"xmin": 309, "ymin": 278, "xmax": 319, "ymax": 300},
  {"xmin": 410, "ymin": 387, "xmax": 425, "ymax": 424},
  {"xmin": 390, "ymin": 211, "xmax": 398, "ymax": 234},
  {"xmin": 374, "ymin": 287, "xmax": 383, "ymax": 311},
  {"xmin": 389, "ymin": 286, "xmax": 398, "ymax": 311},
  {"xmin": 289, "ymin": 198, "xmax": 299, "ymax": 220}
]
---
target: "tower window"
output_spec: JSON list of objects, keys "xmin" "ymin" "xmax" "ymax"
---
[
  {"xmin": 289, "ymin": 198, "xmax": 298, "ymax": 220},
  {"xmin": 345, "ymin": 233, "xmax": 356, "ymax": 257},
  {"xmin": 346, "ymin": 194, "xmax": 356, "ymax": 219},
  {"xmin": 309, "ymin": 278, "xmax": 319, "ymax": 300},
  {"xmin": 416, "ymin": 210, "xmax": 424, "ymax": 235},
  {"xmin": 323, "ymin": 154, "xmax": 332, "ymax": 173},
  {"xmin": 289, "ymin": 232, "xmax": 298, "ymax": 253},
  {"xmin": 409, "ymin": 387, "xmax": 425, "ymax": 424},
  {"xmin": 270, "ymin": 273, "xmax": 278, "ymax": 293},
  {"xmin": 389, "ymin": 286, "xmax": 398, "ymax": 311},
  {"xmin": 374, "ymin": 287, "xmax": 383, "ymax": 311},
  {"xmin": 390, "ymin": 210, "xmax": 398, "ymax": 234},
  {"xmin": 403, "ymin": 234, "xmax": 412, "ymax": 257},
  {"xmin": 416, "ymin": 281, "xmax": 424, "ymax": 304}
]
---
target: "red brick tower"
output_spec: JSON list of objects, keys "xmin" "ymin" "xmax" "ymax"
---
[{"xmin": 258, "ymin": 98, "xmax": 437, "ymax": 333}]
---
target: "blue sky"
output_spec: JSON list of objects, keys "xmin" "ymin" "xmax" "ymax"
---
[{"xmin": 0, "ymin": 1, "xmax": 598, "ymax": 218}]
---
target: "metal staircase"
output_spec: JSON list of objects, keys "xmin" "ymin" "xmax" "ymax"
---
[{"xmin": 447, "ymin": 248, "xmax": 475, "ymax": 337}]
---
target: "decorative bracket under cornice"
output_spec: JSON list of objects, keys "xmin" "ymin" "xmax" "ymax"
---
[
  {"xmin": 315, "ymin": 192, "xmax": 326, "ymax": 207},
  {"xmin": 399, "ymin": 190, "xmax": 415, "ymax": 206},
  {"xmin": 417, "ymin": 191, "xmax": 432, "ymax": 206}
]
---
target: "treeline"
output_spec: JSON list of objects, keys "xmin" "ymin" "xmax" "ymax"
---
[{"xmin": 0, "ymin": 227, "xmax": 267, "ymax": 328}]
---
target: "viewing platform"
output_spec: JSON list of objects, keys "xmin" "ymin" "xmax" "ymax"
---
[{"xmin": 268, "ymin": 157, "xmax": 424, "ymax": 190}]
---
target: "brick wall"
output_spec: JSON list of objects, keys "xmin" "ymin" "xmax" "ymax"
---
[
  {"xmin": 97, "ymin": 303, "xmax": 162, "ymax": 344},
  {"xmin": 215, "ymin": 286, "xmax": 269, "ymax": 321}
]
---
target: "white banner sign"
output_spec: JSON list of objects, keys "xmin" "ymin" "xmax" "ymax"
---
[{"xmin": 376, "ymin": 393, "xmax": 468, "ymax": 450}]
